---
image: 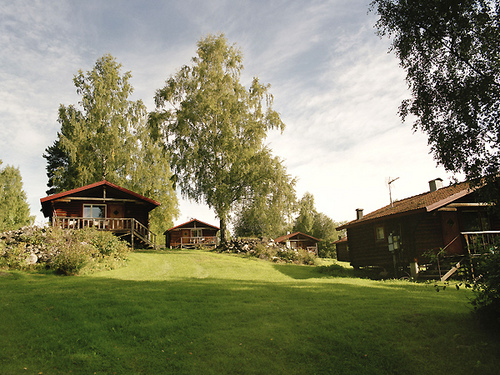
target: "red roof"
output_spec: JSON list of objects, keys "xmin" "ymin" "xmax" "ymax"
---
[
  {"xmin": 40, "ymin": 180, "xmax": 160, "ymax": 215},
  {"xmin": 338, "ymin": 181, "xmax": 473, "ymax": 229},
  {"xmin": 275, "ymin": 232, "xmax": 320, "ymax": 243},
  {"xmin": 165, "ymin": 218, "xmax": 220, "ymax": 232}
]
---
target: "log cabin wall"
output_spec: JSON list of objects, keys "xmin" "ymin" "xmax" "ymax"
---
[
  {"xmin": 50, "ymin": 200, "xmax": 150, "ymax": 228},
  {"xmin": 347, "ymin": 225, "xmax": 391, "ymax": 269},
  {"xmin": 347, "ymin": 216, "xmax": 419, "ymax": 270}
]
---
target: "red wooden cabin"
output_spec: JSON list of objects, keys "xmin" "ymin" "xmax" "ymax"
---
[
  {"xmin": 274, "ymin": 232, "xmax": 320, "ymax": 255},
  {"xmin": 338, "ymin": 179, "xmax": 500, "ymax": 279},
  {"xmin": 164, "ymin": 219, "xmax": 219, "ymax": 249},
  {"xmin": 40, "ymin": 180, "xmax": 159, "ymax": 249}
]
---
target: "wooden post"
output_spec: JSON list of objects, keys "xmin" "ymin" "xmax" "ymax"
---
[{"xmin": 131, "ymin": 219, "xmax": 135, "ymax": 251}]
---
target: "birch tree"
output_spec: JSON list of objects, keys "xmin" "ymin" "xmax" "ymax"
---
[
  {"xmin": 150, "ymin": 34, "xmax": 287, "ymax": 243},
  {"xmin": 44, "ymin": 55, "xmax": 178, "ymax": 233}
]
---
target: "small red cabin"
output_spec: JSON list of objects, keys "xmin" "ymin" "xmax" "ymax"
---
[
  {"xmin": 40, "ymin": 180, "xmax": 159, "ymax": 248},
  {"xmin": 274, "ymin": 232, "xmax": 320, "ymax": 255},
  {"xmin": 164, "ymin": 219, "xmax": 219, "ymax": 249}
]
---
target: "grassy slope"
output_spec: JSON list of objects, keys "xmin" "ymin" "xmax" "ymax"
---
[{"xmin": 1, "ymin": 250, "xmax": 499, "ymax": 375}]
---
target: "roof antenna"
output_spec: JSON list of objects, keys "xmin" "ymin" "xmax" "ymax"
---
[{"xmin": 388, "ymin": 177, "xmax": 400, "ymax": 207}]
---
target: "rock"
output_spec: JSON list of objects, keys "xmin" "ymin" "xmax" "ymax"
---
[{"xmin": 25, "ymin": 253, "xmax": 38, "ymax": 265}]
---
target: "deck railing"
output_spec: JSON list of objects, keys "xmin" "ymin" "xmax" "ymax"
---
[
  {"xmin": 52, "ymin": 216, "xmax": 156, "ymax": 249},
  {"xmin": 461, "ymin": 231, "xmax": 500, "ymax": 255},
  {"xmin": 170, "ymin": 236, "xmax": 217, "ymax": 249}
]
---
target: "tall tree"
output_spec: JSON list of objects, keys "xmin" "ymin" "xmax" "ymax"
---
[
  {"xmin": 44, "ymin": 54, "xmax": 178, "ymax": 233},
  {"xmin": 150, "ymin": 34, "xmax": 286, "ymax": 242},
  {"xmin": 371, "ymin": 0, "xmax": 500, "ymax": 186},
  {"xmin": 293, "ymin": 192, "xmax": 346, "ymax": 257},
  {"xmin": 0, "ymin": 160, "xmax": 34, "ymax": 231},
  {"xmin": 293, "ymin": 192, "xmax": 316, "ymax": 235},
  {"xmin": 233, "ymin": 158, "xmax": 296, "ymax": 238}
]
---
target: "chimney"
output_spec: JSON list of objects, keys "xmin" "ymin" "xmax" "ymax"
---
[
  {"xmin": 429, "ymin": 178, "xmax": 443, "ymax": 192},
  {"xmin": 356, "ymin": 208, "xmax": 364, "ymax": 220}
]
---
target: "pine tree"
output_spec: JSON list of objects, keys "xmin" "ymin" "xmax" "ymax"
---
[{"xmin": 0, "ymin": 160, "xmax": 34, "ymax": 231}]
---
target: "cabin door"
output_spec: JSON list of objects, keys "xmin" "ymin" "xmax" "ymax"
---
[
  {"xmin": 181, "ymin": 229, "xmax": 190, "ymax": 246},
  {"xmin": 441, "ymin": 211, "xmax": 463, "ymax": 255},
  {"xmin": 108, "ymin": 204, "xmax": 125, "ymax": 230}
]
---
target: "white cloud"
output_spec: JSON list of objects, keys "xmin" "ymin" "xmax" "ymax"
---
[{"xmin": 0, "ymin": 0, "xmax": 460, "ymax": 230}]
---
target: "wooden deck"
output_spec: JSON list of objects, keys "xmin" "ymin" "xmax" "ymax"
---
[
  {"xmin": 170, "ymin": 236, "xmax": 217, "ymax": 249},
  {"xmin": 52, "ymin": 216, "xmax": 157, "ymax": 249}
]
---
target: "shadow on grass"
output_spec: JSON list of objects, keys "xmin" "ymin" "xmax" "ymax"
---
[
  {"xmin": 1, "ymin": 269, "xmax": 498, "ymax": 375},
  {"xmin": 273, "ymin": 262, "xmax": 385, "ymax": 280}
]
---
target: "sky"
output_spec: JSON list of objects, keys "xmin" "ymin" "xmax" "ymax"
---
[{"xmin": 0, "ymin": 0, "xmax": 458, "ymax": 229}]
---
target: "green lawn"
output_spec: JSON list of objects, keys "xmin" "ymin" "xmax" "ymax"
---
[{"xmin": 1, "ymin": 250, "xmax": 499, "ymax": 374}]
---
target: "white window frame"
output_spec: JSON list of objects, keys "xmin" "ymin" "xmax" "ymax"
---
[
  {"xmin": 375, "ymin": 226, "xmax": 385, "ymax": 241},
  {"xmin": 191, "ymin": 228, "xmax": 203, "ymax": 238},
  {"xmin": 83, "ymin": 204, "xmax": 107, "ymax": 219}
]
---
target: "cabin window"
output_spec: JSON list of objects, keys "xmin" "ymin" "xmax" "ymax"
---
[
  {"xmin": 375, "ymin": 226, "xmax": 385, "ymax": 241},
  {"xmin": 462, "ymin": 210, "xmax": 490, "ymax": 232},
  {"xmin": 83, "ymin": 204, "xmax": 106, "ymax": 219},
  {"xmin": 192, "ymin": 229, "xmax": 202, "ymax": 238}
]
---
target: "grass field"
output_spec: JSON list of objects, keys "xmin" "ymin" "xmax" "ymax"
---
[{"xmin": 1, "ymin": 250, "xmax": 499, "ymax": 374}]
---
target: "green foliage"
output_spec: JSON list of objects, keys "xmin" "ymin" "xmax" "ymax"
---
[
  {"xmin": 293, "ymin": 192, "xmax": 316, "ymax": 234},
  {"xmin": 43, "ymin": 54, "xmax": 179, "ymax": 233},
  {"xmin": 226, "ymin": 242, "xmax": 316, "ymax": 265},
  {"xmin": 371, "ymin": 0, "xmax": 500, "ymax": 185},
  {"xmin": 0, "ymin": 243, "xmax": 31, "ymax": 270},
  {"xmin": 471, "ymin": 249, "xmax": 500, "ymax": 329},
  {"xmin": 0, "ymin": 226, "xmax": 130, "ymax": 275},
  {"xmin": 233, "ymin": 159, "xmax": 296, "ymax": 238},
  {"xmin": 0, "ymin": 160, "xmax": 34, "ymax": 231},
  {"xmin": 150, "ymin": 34, "xmax": 287, "ymax": 242},
  {"xmin": 292, "ymin": 192, "xmax": 346, "ymax": 257}
]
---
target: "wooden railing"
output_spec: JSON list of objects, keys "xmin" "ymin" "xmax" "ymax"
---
[
  {"xmin": 52, "ymin": 216, "xmax": 156, "ymax": 249},
  {"xmin": 462, "ymin": 231, "xmax": 500, "ymax": 254},
  {"xmin": 171, "ymin": 236, "xmax": 217, "ymax": 249},
  {"xmin": 437, "ymin": 231, "xmax": 500, "ymax": 282}
]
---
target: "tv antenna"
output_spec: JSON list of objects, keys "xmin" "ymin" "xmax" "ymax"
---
[{"xmin": 388, "ymin": 177, "xmax": 399, "ymax": 207}]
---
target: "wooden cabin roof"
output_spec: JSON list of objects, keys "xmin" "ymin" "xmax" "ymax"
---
[
  {"xmin": 332, "ymin": 236, "xmax": 348, "ymax": 245},
  {"xmin": 40, "ymin": 180, "xmax": 160, "ymax": 217},
  {"xmin": 164, "ymin": 218, "xmax": 220, "ymax": 233},
  {"xmin": 338, "ymin": 181, "xmax": 473, "ymax": 230},
  {"xmin": 275, "ymin": 232, "xmax": 320, "ymax": 244}
]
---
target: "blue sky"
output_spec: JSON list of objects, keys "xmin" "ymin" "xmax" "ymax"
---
[{"xmin": 0, "ymin": 0, "xmax": 457, "ymax": 227}]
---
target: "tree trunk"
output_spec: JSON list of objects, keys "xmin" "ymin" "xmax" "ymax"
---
[{"xmin": 219, "ymin": 216, "xmax": 227, "ymax": 245}]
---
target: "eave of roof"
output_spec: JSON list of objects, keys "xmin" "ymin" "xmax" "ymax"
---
[
  {"xmin": 40, "ymin": 180, "xmax": 160, "ymax": 206},
  {"xmin": 275, "ymin": 231, "xmax": 321, "ymax": 243},
  {"xmin": 164, "ymin": 218, "xmax": 220, "ymax": 233},
  {"xmin": 338, "ymin": 181, "xmax": 473, "ymax": 230}
]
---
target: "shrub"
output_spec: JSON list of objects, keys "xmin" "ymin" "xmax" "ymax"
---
[
  {"xmin": 252, "ymin": 243, "xmax": 277, "ymax": 261},
  {"xmin": 471, "ymin": 249, "xmax": 500, "ymax": 330},
  {"xmin": 51, "ymin": 239, "xmax": 94, "ymax": 275},
  {"xmin": 0, "ymin": 242, "xmax": 30, "ymax": 270},
  {"xmin": 0, "ymin": 226, "xmax": 130, "ymax": 275}
]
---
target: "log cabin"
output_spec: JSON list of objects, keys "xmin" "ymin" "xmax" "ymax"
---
[
  {"xmin": 40, "ymin": 180, "xmax": 159, "ymax": 249},
  {"xmin": 337, "ymin": 178, "xmax": 500, "ymax": 279},
  {"xmin": 164, "ymin": 219, "xmax": 219, "ymax": 249},
  {"xmin": 274, "ymin": 232, "xmax": 320, "ymax": 255},
  {"xmin": 333, "ymin": 236, "xmax": 349, "ymax": 262}
]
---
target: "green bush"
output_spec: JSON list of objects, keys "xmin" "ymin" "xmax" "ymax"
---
[
  {"xmin": 0, "ymin": 226, "xmax": 130, "ymax": 275},
  {"xmin": 52, "ymin": 239, "xmax": 94, "ymax": 275},
  {"xmin": 0, "ymin": 242, "xmax": 30, "ymax": 270},
  {"xmin": 252, "ymin": 243, "xmax": 277, "ymax": 261},
  {"xmin": 471, "ymin": 249, "xmax": 500, "ymax": 329}
]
